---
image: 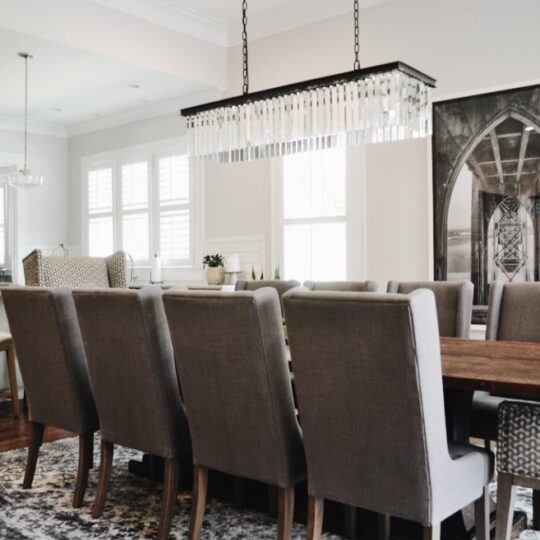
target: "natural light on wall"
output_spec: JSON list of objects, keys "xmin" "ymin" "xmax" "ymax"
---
[{"xmin": 282, "ymin": 148, "xmax": 347, "ymax": 281}]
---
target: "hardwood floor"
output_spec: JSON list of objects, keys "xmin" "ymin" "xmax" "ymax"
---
[{"xmin": 0, "ymin": 400, "xmax": 73, "ymax": 452}]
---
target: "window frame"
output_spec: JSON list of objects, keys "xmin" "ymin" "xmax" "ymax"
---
[
  {"xmin": 271, "ymin": 147, "xmax": 367, "ymax": 282},
  {"xmin": 81, "ymin": 138, "xmax": 203, "ymax": 270}
]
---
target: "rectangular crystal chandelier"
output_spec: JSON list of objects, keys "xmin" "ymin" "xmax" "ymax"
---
[{"xmin": 182, "ymin": 62, "xmax": 435, "ymax": 163}]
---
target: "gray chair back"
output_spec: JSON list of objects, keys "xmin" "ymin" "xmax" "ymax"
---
[
  {"xmin": 1, "ymin": 286, "xmax": 98, "ymax": 434},
  {"xmin": 387, "ymin": 280, "xmax": 473, "ymax": 338},
  {"xmin": 235, "ymin": 279, "xmax": 301, "ymax": 314},
  {"xmin": 486, "ymin": 282, "xmax": 540, "ymax": 342},
  {"xmin": 284, "ymin": 289, "xmax": 453, "ymax": 524},
  {"xmin": 303, "ymin": 280, "xmax": 378, "ymax": 292},
  {"xmin": 73, "ymin": 286, "xmax": 189, "ymax": 458},
  {"xmin": 163, "ymin": 288, "xmax": 305, "ymax": 488}
]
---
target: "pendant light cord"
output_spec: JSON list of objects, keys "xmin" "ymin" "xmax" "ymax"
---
[
  {"xmin": 354, "ymin": 0, "xmax": 361, "ymax": 70},
  {"xmin": 23, "ymin": 54, "xmax": 29, "ymax": 170},
  {"xmin": 242, "ymin": 0, "xmax": 249, "ymax": 95}
]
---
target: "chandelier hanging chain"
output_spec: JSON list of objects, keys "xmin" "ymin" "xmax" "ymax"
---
[
  {"xmin": 242, "ymin": 0, "xmax": 249, "ymax": 95},
  {"xmin": 354, "ymin": 0, "xmax": 361, "ymax": 70}
]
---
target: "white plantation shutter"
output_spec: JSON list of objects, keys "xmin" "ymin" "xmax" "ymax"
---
[
  {"xmin": 282, "ymin": 149, "xmax": 347, "ymax": 281},
  {"xmin": 87, "ymin": 166, "xmax": 114, "ymax": 257},
  {"xmin": 158, "ymin": 155, "xmax": 191, "ymax": 264},
  {"xmin": 120, "ymin": 161, "xmax": 150, "ymax": 262},
  {"xmin": 85, "ymin": 151, "xmax": 194, "ymax": 267}
]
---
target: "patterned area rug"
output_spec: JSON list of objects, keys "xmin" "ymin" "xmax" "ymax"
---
[
  {"xmin": 0, "ymin": 437, "xmax": 342, "ymax": 539},
  {"xmin": 0, "ymin": 437, "xmax": 538, "ymax": 539}
]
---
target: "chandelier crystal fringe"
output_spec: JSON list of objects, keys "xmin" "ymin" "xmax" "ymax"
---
[{"xmin": 181, "ymin": 2, "xmax": 436, "ymax": 163}]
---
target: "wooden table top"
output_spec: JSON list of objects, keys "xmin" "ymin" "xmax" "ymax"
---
[{"xmin": 441, "ymin": 337, "xmax": 540, "ymax": 400}]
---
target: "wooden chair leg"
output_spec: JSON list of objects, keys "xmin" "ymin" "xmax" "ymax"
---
[
  {"xmin": 188, "ymin": 466, "xmax": 208, "ymax": 540},
  {"xmin": 344, "ymin": 504, "xmax": 356, "ymax": 539},
  {"xmin": 422, "ymin": 523, "xmax": 440, "ymax": 540},
  {"xmin": 307, "ymin": 495, "xmax": 324, "ymax": 540},
  {"xmin": 533, "ymin": 489, "xmax": 540, "ymax": 530},
  {"xmin": 6, "ymin": 344, "xmax": 19, "ymax": 418},
  {"xmin": 73, "ymin": 432, "xmax": 94, "ymax": 508},
  {"xmin": 277, "ymin": 486, "xmax": 295, "ymax": 540},
  {"xmin": 474, "ymin": 486, "xmax": 489, "ymax": 540},
  {"xmin": 23, "ymin": 421, "xmax": 44, "ymax": 488},
  {"xmin": 377, "ymin": 513, "xmax": 391, "ymax": 540},
  {"xmin": 157, "ymin": 457, "xmax": 180, "ymax": 540},
  {"xmin": 91, "ymin": 440, "xmax": 114, "ymax": 518},
  {"xmin": 495, "ymin": 473, "xmax": 516, "ymax": 540}
]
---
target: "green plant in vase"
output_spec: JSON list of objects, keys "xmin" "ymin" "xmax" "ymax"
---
[{"xmin": 203, "ymin": 254, "xmax": 225, "ymax": 285}]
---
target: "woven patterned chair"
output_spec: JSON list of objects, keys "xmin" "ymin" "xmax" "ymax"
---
[
  {"xmin": 23, "ymin": 249, "xmax": 127, "ymax": 288},
  {"xmin": 496, "ymin": 401, "xmax": 540, "ymax": 540}
]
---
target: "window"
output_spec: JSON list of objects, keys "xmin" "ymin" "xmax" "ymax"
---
[
  {"xmin": 278, "ymin": 148, "xmax": 349, "ymax": 281},
  {"xmin": 84, "ymin": 145, "xmax": 196, "ymax": 267}
]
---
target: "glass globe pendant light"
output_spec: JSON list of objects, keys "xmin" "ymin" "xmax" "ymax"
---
[{"xmin": 10, "ymin": 53, "xmax": 44, "ymax": 189}]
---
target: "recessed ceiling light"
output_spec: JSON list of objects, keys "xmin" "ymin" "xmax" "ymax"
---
[
  {"xmin": 128, "ymin": 84, "xmax": 141, "ymax": 89},
  {"xmin": 53, "ymin": 107, "xmax": 62, "ymax": 112},
  {"xmin": 525, "ymin": 126, "xmax": 534, "ymax": 132}
]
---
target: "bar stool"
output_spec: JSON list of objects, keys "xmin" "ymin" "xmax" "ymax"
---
[{"xmin": 0, "ymin": 331, "xmax": 20, "ymax": 418}]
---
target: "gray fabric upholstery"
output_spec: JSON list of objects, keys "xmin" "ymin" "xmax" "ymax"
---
[
  {"xmin": 472, "ymin": 282, "xmax": 540, "ymax": 441},
  {"xmin": 1, "ymin": 286, "xmax": 98, "ymax": 434},
  {"xmin": 234, "ymin": 279, "xmax": 301, "ymax": 314},
  {"xmin": 73, "ymin": 286, "xmax": 189, "ymax": 458},
  {"xmin": 387, "ymin": 280, "xmax": 474, "ymax": 338},
  {"xmin": 163, "ymin": 288, "xmax": 306, "ymax": 489},
  {"xmin": 303, "ymin": 280, "xmax": 378, "ymax": 292},
  {"xmin": 23, "ymin": 249, "xmax": 127, "ymax": 288},
  {"xmin": 284, "ymin": 289, "xmax": 493, "ymax": 526}
]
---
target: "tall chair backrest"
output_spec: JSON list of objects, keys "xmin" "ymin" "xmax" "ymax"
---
[
  {"xmin": 235, "ymin": 279, "xmax": 301, "ymax": 315},
  {"xmin": 387, "ymin": 280, "xmax": 473, "ymax": 338},
  {"xmin": 284, "ymin": 289, "xmax": 451, "ymax": 524},
  {"xmin": 73, "ymin": 287, "xmax": 189, "ymax": 458},
  {"xmin": 1, "ymin": 286, "xmax": 98, "ymax": 434},
  {"xmin": 163, "ymin": 288, "xmax": 305, "ymax": 488},
  {"xmin": 23, "ymin": 249, "xmax": 127, "ymax": 288},
  {"xmin": 486, "ymin": 282, "xmax": 540, "ymax": 342},
  {"xmin": 304, "ymin": 280, "xmax": 378, "ymax": 292}
]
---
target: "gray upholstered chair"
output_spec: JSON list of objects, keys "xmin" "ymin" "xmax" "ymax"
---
[
  {"xmin": 470, "ymin": 282, "xmax": 540, "ymax": 529},
  {"xmin": 163, "ymin": 288, "xmax": 306, "ymax": 540},
  {"xmin": 1, "ymin": 286, "xmax": 98, "ymax": 508},
  {"xmin": 386, "ymin": 280, "xmax": 474, "ymax": 337},
  {"xmin": 304, "ymin": 280, "xmax": 378, "ymax": 292},
  {"xmin": 284, "ymin": 289, "xmax": 493, "ymax": 540},
  {"xmin": 73, "ymin": 286, "xmax": 190, "ymax": 540},
  {"xmin": 496, "ymin": 401, "xmax": 540, "ymax": 540},
  {"xmin": 235, "ymin": 279, "xmax": 301, "ymax": 314},
  {"xmin": 23, "ymin": 249, "xmax": 127, "ymax": 288}
]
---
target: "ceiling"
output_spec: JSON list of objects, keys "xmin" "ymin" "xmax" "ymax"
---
[
  {"xmin": 90, "ymin": 0, "xmax": 391, "ymax": 45},
  {"xmin": 0, "ymin": 28, "xmax": 209, "ymax": 129},
  {"xmin": 0, "ymin": 0, "xmax": 391, "ymax": 136}
]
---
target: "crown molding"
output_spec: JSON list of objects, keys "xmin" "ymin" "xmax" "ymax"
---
[
  {"xmin": 0, "ymin": 116, "xmax": 68, "ymax": 138},
  {"xmin": 66, "ymin": 88, "xmax": 224, "ymax": 137},
  {"xmin": 89, "ymin": 0, "xmax": 229, "ymax": 47}
]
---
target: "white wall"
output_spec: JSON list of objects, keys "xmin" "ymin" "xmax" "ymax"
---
[
  {"xmin": 0, "ymin": 128, "xmax": 68, "ymax": 266},
  {"xmin": 219, "ymin": 0, "xmax": 540, "ymax": 286}
]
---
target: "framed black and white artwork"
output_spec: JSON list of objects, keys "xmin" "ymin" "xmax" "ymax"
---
[{"xmin": 432, "ymin": 84, "xmax": 540, "ymax": 322}]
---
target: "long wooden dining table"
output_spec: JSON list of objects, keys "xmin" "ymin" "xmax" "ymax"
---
[{"xmin": 440, "ymin": 336, "xmax": 540, "ymax": 538}]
